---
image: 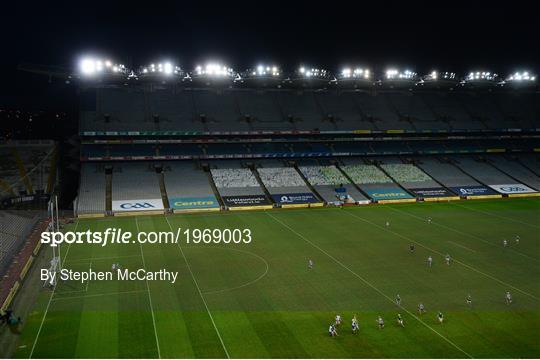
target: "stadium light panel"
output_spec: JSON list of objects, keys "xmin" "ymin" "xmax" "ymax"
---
[
  {"xmin": 506, "ymin": 71, "xmax": 536, "ymax": 82},
  {"xmin": 194, "ymin": 62, "xmax": 234, "ymax": 77},
  {"xmin": 252, "ymin": 64, "xmax": 280, "ymax": 76},
  {"xmin": 79, "ymin": 58, "xmax": 96, "ymax": 75},
  {"xmin": 466, "ymin": 70, "xmax": 497, "ymax": 81},
  {"xmin": 298, "ymin": 66, "xmax": 328, "ymax": 78},
  {"xmin": 341, "ymin": 67, "xmax": 370, "ymax": 79},
  {"xmin": 78, "ymin": 56, "xmax": 127, "ymax": 76},
  {"xmin": 139, "ymin": 61, "xmax": 181, "ymax": 76},
  {"xmin": 385, "ymin": 69, "xmax": 416, "ymax": 80}
]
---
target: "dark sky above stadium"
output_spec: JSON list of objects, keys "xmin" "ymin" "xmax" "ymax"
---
[{"xmin": 0, "ymin": 0, "xmax": 537, "ymax": 107}]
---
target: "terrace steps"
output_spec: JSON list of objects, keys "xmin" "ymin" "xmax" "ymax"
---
[
  {"xmin": 516, "ymin": 158, "xmax": 540, "ymax": 178},
  {"xmin": 250, "ymin": 166, "xmax": 275, "ymax": 205},
  {"xmin": 105, "ymin": 173, "xmax": 112, "ymax": 212},
  {"xmin": 157, "ymin": 171, "xmax": 170, "ymax": 208},
  {"xmin": 203, "ymin": 166, "xmax": 225, "ymax": 208}
]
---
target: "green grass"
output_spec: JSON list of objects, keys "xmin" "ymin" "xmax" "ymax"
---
[{"xmin": 12, "ymin": 198, "xmax": 540, "ymax": 358}]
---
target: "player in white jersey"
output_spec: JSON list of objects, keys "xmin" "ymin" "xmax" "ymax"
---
[
  {"xmin": 466, "ymin": 294, "xmax": 472, "ymax": 307},
  {"xmin": 445, "ymin": 254, "xmax": 451, "ymax": 265},
  {"xmin": 335, "ymin": 314, "xmax": 342, "ymax": 326},
  {"xmin": 329, "ymin": 324, "xmax": 338, "ymax": 337},
  {"xmin": 515, "ymin": 235, "xmax": 520, "ymax": 244},
  {"xmin": 427, "ymin": 256, "xmax": 433, "ymax": 267},
  {"xmin": 352, "ymin": 315, "xmax": 359, "ymax": 334},
  {"xmin": 386, "ymin": 221, "xmax": 390, "ymax": 227},
  {"xmin": 427, "ymin": 217, "xmax": 432, "ymax": 224},
  {"xmin": 418, "ymin": 303, "xmax": 426, "ymax": 314},
  {"xmin": 505, "ymin": 291, "xmax": 512, "ymax": 305},
  {"xmin": 396, "ymin": 294, "xmax": 401, "ymax": 306},
  {"xmin": 397, "ymin": 313, "xmax": 404, "ymax": 327},
  {"xmin": 377, "ymin": 316, "xmax": 384, "ymax": 329},
  {"xmin": 503, "ymin": 239, "xmax": 508, "ymax": 247},
  {"xmin": 308, "ymin": 259, "xmax": 313, "ymax": 269}
]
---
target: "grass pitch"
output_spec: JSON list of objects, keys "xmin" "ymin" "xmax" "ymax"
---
[{"xmin": 11, "ymin": 198, "xmax": 540, "ymax": 358}]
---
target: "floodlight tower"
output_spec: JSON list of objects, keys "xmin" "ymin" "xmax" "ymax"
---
[
  {"xmin": 380, "ymin": 68, "xmax": 418, "ymax": 88},
  {"xmin": 77, "ymin": 56, "xmax": 129, "ymax": 83},
  {"xmin": 189, "ymin": 62, "xmax": 236, "ymax": 87},
  {"xmin": 417, "ymin": 71, "xmax": 458, "ymax": 89},
  {"xmin": 337, "ymin": 67, "xmax": 373, "ymax": 89},
  {"xmin": 501, "ymin": 71, "xmax": 537, "ymax": 88},
  {"xmin": 462, "ymin": 70, "xmax": 498, "ymax": 88},
  {"xmin": 291, "ymin": 66, "xmax": 333, "ymax": 88},
  {"xmin": 236, "ymin": 64, "xmax": 283, "ymax": 88},
  {"xmin": 138, "ymin": 61, "xmax": 184, "ymax": 83}
]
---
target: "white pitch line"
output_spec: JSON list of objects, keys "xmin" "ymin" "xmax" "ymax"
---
[
  {"xmin": 265, "ymin": 212, "xmax": 473, "ymax": 359},
  {"xmin": 165, "ymin": 216, "xmax": 230, "ymax": 359},
  {"xmin": 201, "ymin": 248, "xmax": 269, "ymax": 295},
  {"xmin": 451, "ymin": 202, "xmax": 540, "ymax": 229},
  {"xmin": 64, "ymin": 254, "xmax": 142, "ymax": 264},
  {"xmin": 135, "ymin": 217, "xmax": 162, "ymax": 359},
  {"xmin": 447, "ymin": 240, "xmax": 476, "ymax": 253},
  {"xmin": 342, "ymin": 210, "xmax": 540, "ymax": 301},
  {"xmin": 52, "ymin": 289, "xmax": 147, "ymax": 302},
  {"xmin": 388, "ymin": 205, "xmax": 538, "ymax": 261},
  {"xmin": 29, "ymin": 220, "xmax": 79, "ymax": 359},
  {"xmin": 85, "ymin": 260, "xmax": 92, "ymax": 292}
]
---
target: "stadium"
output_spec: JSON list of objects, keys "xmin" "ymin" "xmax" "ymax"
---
[{"xmin": 0, "ymin": 3, "xmax": 539, "ymax": 359}]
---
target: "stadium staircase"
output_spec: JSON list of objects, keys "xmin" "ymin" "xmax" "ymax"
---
[
  {"xmin": 419, "ymin": 97, "xmax": 452, "ymax": 129},
  {"xmin": 333, "ymin": 161, "xmax": 371, "ymax": 200},
  {"xmin": 271, "ymin": 92, "xmax": 288, "ymax": 123},
  {"xmin": 515, "ymin": 158, "xmax": 540, "ymax": 178},
  {"xmin": 249, "ymin": 165, "xmax": 275, "ymax": 205},
  {"xmin": 372, "ymin": 161, "xmax": 415, "ymax": 198},
  {"xmin": 457, "ymin": 100, "xmax": 489, "ymax": 130},
  {"xmin": 202, "ymin": 165, "xmax": 225, "ymax": 208},
  {"xmin": 484, "ymin": 157, "xmax": 539, "ymax": 191},
  {"xmin": 291, "ymin": 162, "xmax": 324, "ymax": 202},
  {"xmin": 383, "ymin": 95, "xmax": 416, "ymax": 131},
  {"xmin": 347, "ymin": 92, "xmax": 378, "ymax": 130},
  {"xmin": 105, "ymin": 172, "xmax": 112, "ymax": 212},
  {"xmin": 157, "ymin": 171, "xmax": 170, "ymax": 208},
  {"xmin": 11, "ymin": 148, "xmax": 33, "ymax": 194}
]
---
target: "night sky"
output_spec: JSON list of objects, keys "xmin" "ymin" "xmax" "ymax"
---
[{"xmin": 1, "ymin": 0, "xmax": 538, "ymax": 108}]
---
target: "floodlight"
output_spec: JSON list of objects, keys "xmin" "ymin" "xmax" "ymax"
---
[
  {"xmin": 341, "ymin": 67, "xmax": 370, "ymax": 79},
  {"xmin": 506, "ymin": 71, "xmax": 536, "ymax": 82},
  {"xmin": 194, "ymin": 62, "xmax": 234, "ymax": 77},
  {"xmin": 385, "ymin": 69, "xmax": 416, "ymax": 80},
  {"xmin": 79, "ymin": 58, "xmax": 96, "ymax": 75},
  {"xmin": 163, "ymin": 62, "xmax": 173, "ymax": 74},
  {"xmin": 466, "ymin": 70, "xmax": 497, "ymax": 81}
]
